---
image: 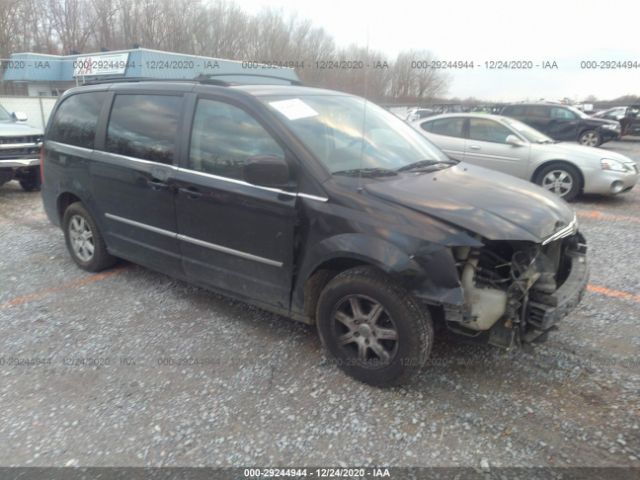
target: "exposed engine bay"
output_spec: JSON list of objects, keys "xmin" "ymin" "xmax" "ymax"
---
[{"xmin": 447, "ymin": 232, "xmax": 588, "ymax": 348}]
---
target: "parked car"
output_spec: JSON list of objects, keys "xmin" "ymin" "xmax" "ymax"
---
[
  {"xmin": 0, "ymin": 104, "xmax": 43, "ymax": 191},
  {"xmin": 406, "ymin": 107, "xmax": 436, "ymax": 122},
  {"xmin": 592, "ymin": 106, "xmax": 628, "ymax": 121},
  {"xmin": 592, "ymin": 105, "xmax": 640, "ymax": 136},
  {"xmin": 42, "ymin": 80, "xmax": 588, "ymax": 386},
  {"xmin": 501, "ymin": 103, "xmax": 621, "ymax": 147},
  {"xmin": 413, "ymin": 113, "xmax": 638, "ymax": 201}
]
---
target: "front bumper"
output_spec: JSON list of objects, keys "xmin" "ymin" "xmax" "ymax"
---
[
  {"xmin": 583, "ymin": 166, "xmax": 639, "ymax": 195},
  {"xmin": 0, "ymin": 158, "xmax": 40, "ymax": 168},
  {"xmin": 599, "ymin": 127, "xmax": 621, "ymax": 143},
  {"xmin": 524, "ymin": 250, "xmax": 589, "ymax": 340}
]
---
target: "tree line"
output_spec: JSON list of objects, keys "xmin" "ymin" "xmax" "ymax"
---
[{"xmin": 0, "ymin": 0, "xmax": 449, "ymax": 102}]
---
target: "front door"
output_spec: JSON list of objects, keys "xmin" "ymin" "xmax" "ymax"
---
[
  {"xmin": 464, "ymin": 118, "xmax": 530, "ymax": 179},
  {"xmin": 547, "ymin": 107, "xmax": 580, "ymax": 141},
  {"xmin": 524, "ymin": 105, "xmax": 552, "ymax": 136},
  {"xmin": 91, "ymin": 92, "xmax": 184, "ymax": 277},
  {"xmin": 174, "ymin": 96, "xmax": 298, "ymax": 310}
]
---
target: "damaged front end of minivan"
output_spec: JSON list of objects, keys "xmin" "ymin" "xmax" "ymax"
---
[
  {"xmin": 361, "ymin": 166, "xmax": 589, "ymax": 349},
  {"xmin": 415, "ymin": 220, "xmax": 589, "ymax": 348}
]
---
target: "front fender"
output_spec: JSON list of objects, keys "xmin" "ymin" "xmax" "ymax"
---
[
  {"xmin": 291, "ymin": 233, "xmax": 466, "ymax": 318},
  {"xmin": 302, "ymin": 233, "xmax": 424, "ymax": 279}
]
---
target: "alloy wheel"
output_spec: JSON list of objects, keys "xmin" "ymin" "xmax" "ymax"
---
[
  {"xmin": 68, "ymin": 214, "xmax": 95, "ymax": 262},
  {"xmin": 579, "ymin": 131, "xmax": 599, "ymax": 147},
  {"xmin": 332, "ymin": 294, "xmax": 399, "ymax": 366},
  {"xmin": 541, "ymin": 169, "xmax": 574, "ymax": 197}
]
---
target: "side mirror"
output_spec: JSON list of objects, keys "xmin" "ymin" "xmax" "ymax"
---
[
  {"xmin": 506, "ymin": 135, "xmax": 525, "ymax": 147},
  {"xmin": 243, "ymin": 155, "xmax": 290, "ymax": 188},
  {"xmin": 12, "ymin": 111, "xmax": 28, "ymax": 122}
]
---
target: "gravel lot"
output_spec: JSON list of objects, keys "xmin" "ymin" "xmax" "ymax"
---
[{"xmin": 1, "ymin": 140, "xmax": 639, "ymax": 469}]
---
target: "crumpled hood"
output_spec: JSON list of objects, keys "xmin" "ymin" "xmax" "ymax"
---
[
  {"xmin": 364, "ymin": 163, "xmax": 576, "ymax": 243},
  {"xmin": 0, "ymin": 122, "xmax": 43, "ymax": 136}
]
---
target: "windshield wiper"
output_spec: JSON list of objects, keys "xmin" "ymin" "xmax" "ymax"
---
[
  {"xmin": 333, "ymin": 168, "xmax": 398, "ymax": 178},
  {"xmin": 396, "ymin": 159, "xmax": 456, "ymax": 172}
]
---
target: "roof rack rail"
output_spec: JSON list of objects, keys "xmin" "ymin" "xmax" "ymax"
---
[
  {"xmin": 81, "ymin": 73, "xmax": 301, "ymax": 87},
  {"xmin": 193, "ymin": 73, "xmax": 302, "ymax": 86},
  {"xmin": 81, "ymin": 76, "xmax": 228, "ymax": 86}
]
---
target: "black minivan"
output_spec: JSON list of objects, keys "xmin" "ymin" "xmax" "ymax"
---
[
  {"xmin": 501, "ymin": 103, "xmax": 620, "ymax": 147},
  {"xmin": 42, "ymin": 79, "xmax": 589, "ymax": 386}
]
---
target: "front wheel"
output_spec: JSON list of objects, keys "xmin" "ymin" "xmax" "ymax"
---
[
  {"xmin": 578, "ymin": 129, "xmax": 601, "ymax": 147},
  {"xmin": 19, "ymin": 178, "xmax": 40, "ymax": 192},
  {"xmin": 316, "ymin": 266, "xmax": 433, "ymax": 387},
  {"xmin": 535, "ymin": 163, "xmax": 582, "ymax": 201},
  {"xmin": 18, "ymin": 167, "xmax": 41, "ymax": 191}
]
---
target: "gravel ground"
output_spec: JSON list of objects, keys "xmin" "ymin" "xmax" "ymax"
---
[{"xmin": 0, "ymin": 140, "xmax": 639, "ymax": 469}]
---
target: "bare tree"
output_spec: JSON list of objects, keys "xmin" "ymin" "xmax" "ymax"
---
[
  {"xmin": 1, "ymin": 0, "xmax": 450, "ymax": 102},
  {"xmin": 48, "ymin": 0, "xmax": 98, "ymax": 53},
  {"xmin": 90, "ymin": 0, "xmax": 121, "ymax": 50},
  {"xmin": 389, "ymin": 50, "xmax": 448, "ymax": 102}
]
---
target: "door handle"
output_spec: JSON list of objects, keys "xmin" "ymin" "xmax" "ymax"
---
[
  {"xmin": 178, "ymin": 186, "xmax": 202, "ymax": 199},
  {"xmin": 469, "ymin": 145, "xmax": 480, "ymax": 150},
  {"xmin": 147, "ymin": 178, "xmax": 169, "ymax": 190}
]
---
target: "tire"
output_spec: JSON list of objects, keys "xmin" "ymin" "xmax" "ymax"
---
[
  {"xmin": 62, "ymin": 202, "xmax": 116, "ymax": 272},
  {"xmin": 18, "ymin": 167, "xmax": 41, "ymax": 192},
  {"xmin": 19, "ymin": 178, "xmax": 40, "ymax": 192},
  {"xmin": 316, "ymin": 266, "xmax": 433, "ymax": 387},
  {"xmin": 0, "ymin": 168, "xmax": 14, "ymax": 186},
  {"xmin": 534, "ymin": 163, "xmax": 582, "ymax": 202},
  {"xmin": 578, "ymin": 129, "xmax": 601, "ymax": 147}
]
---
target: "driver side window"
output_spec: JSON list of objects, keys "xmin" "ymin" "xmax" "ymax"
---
[{"xmin": 189, "ymin": 99, "xmax": 285, "ymax": 180}]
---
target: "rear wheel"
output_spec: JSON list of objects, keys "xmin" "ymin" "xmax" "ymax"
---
[
  {"xmin": 578, "ymin": 129, "xmax": 601, "ymax": 147},
  {"xmin": 63, "ymin": 202, "xmax": 116, "ymax": 272},
  {"xmin": 535, "ymin": 163, "xmax": 582, "ymax": 201},
  {"xmin": 316, "ymin": 266, "xmax": 433, "ymax": 387}
]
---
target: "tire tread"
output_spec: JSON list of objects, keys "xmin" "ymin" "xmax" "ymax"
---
[
  {"xmin": 316, "ymin": 266, "xmax": 433, "ymax": 387},
  {"xmin": 63, "ymin": 202, "xmax": 116, "ymax": 272}
]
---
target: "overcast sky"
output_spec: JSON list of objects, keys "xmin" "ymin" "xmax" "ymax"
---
[{"xmin": 238, "ymin": 0, "xmax": 639, "ymax": 101}]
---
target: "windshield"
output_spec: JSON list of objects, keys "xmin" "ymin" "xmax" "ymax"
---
[
  {"xmin": 263, "ymin": 95, "xmax": 450, "ymax": 174},
  {"xmin": 0, "ymin": 105, "xmax": 12, "ymax": 122},
  {"xmin": 502, "ymin": 117, "xmax": 553, "ymax": 143}
]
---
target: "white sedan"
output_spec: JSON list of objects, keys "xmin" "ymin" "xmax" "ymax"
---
[{"xmin": 412, "ymin": 113, "xmax": 639, "ymax": 201}]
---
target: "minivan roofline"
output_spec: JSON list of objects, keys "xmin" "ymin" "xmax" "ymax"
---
[{"xmin": 61, "ymin": 81, "xmax": 356, "ymax": 100}]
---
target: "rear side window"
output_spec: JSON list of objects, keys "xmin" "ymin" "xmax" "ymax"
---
[
  {"xmin": 503, "ymin": 105, "xmax": 525, "ymax": 116},
  {"xmin": 421, "ymin": 121, "xmax": 433, "ymax": 132},
  {"xmin": 188, "ymin": 99, "xmax": 284, "ymax": 180},
  {"xmin": 106, "ymin": 94, "xmax": 181, "ymax": 164},
  {"xmin": 423, "ymin": 117, "xmax": 465, "ymax": 138},
  {"xmin": 48, "ymin": 92, "xmax": 106, "ymax": 148},
  {"xmin": 527, "ymin": 105, "xmax": 550, "ymax": 118}
]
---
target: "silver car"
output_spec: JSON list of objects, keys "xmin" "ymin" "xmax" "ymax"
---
[{"xmin": 413, "ymin": 113, "xmax": 639, "ymax": 201}]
